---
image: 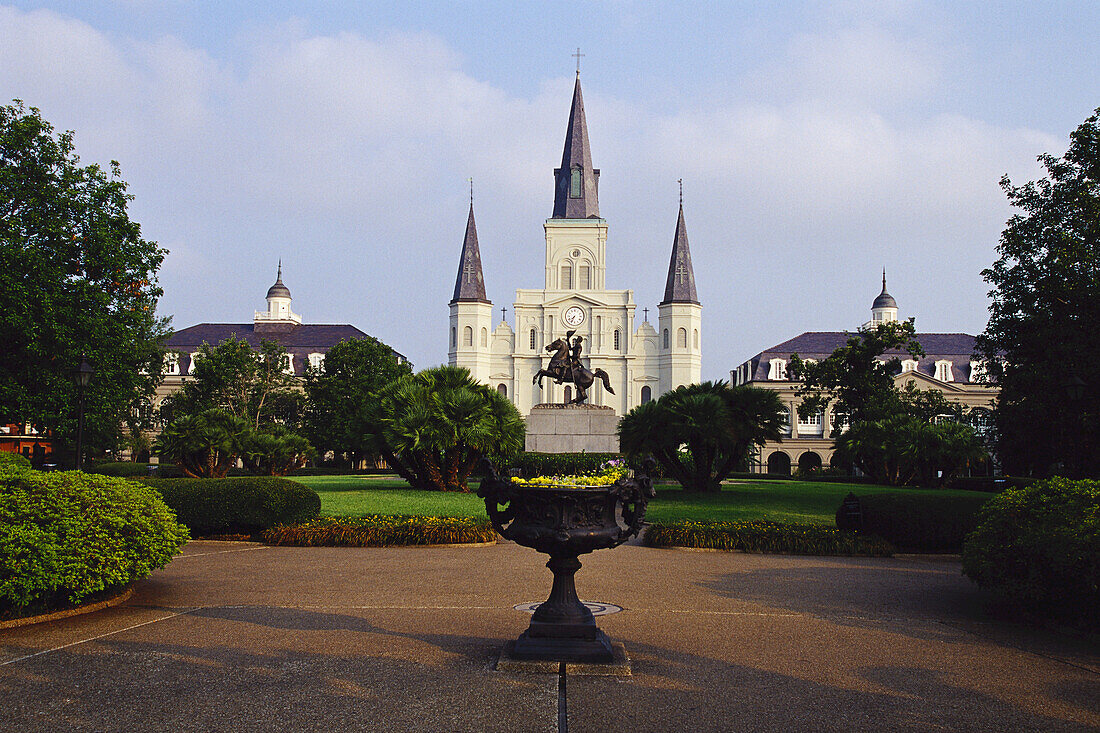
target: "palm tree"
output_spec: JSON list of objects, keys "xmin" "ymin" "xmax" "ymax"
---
[
  {"xmin": 154, "ymin": 408, "xmax": 250, "ymax": 478},
  {"xmin": 619, "ymin": 381, "xmax": 785, "ymax": 492},
  {"xmin": 358, "ymin": 366, "xmax": 525, "ymax": 491}
]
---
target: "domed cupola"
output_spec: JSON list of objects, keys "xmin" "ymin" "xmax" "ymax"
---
[
  {"xmin": 255, "ymin": 261, "xmax": 301, "ymax": 328},
  {"xmin": 266, "ymin": 264, "xmax": 291, "ymax": 299},
  {"xmin": 869, "ymin": 269, "xmax": 898, "ymax": 326}
]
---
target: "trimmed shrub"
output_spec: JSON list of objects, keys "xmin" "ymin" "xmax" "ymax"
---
[
  {"xmin": 512, "ymin": 452, "xmax": 623, "ymax": 478},
  {"xmin": 946, "ymin": 476, "xmax": 1037, "ymax": 493},
  {"xmin": 837, "ymin": 493, "xmax": 991, "ymax": 552},
  {"xmin": 92, "ymin": 462, "xmax": 185, "ymax": 478},
  {"xmin": 962, "ymin": 477, "xmax": 1099, "ymax": 627},
  {"xmin": 263, "ymin": 515, "xmax": 496, "ymax": 547},
  {"xmin": 0, "ymin": 467, "xmax": 189, "ymax": 618},
  {"xmin": 643, "ymin": 520, "xmax": 894, "ymax": 556},
  {"xmin": 0, "ymin": 453, "xmax": 31, "ymax": 469},
  {"xmin": 139, "ymin": 477, "xmax": 320, "ymax": 536},
  {"xmin": 725, "ymin": 471, "xmax": 879, "ymax": 484}
]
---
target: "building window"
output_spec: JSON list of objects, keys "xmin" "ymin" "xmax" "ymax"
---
[
  {"xmin": 579, "ymin": 265, "xmax": 590, "ymax": 289},
  {"xmin": 901, "ymin": 359, "xmax": 918, "ymax": 373},
  {"xmin": 480, "ymin": 327, "xmax": 488, "ymax": 347},
  {"xmin": 693, "ymin": 329, "xmax": 699, "ymax": 349},
  {"xmin": 768, "ymin": 358, "xmax": 787, "ymax": 380},
  {"xmin": 613, "ymin": 329, "xmax": 621, "ymax": 351},
  {"xmin": 283, "ymin": 354, "xmax": 295, "ymax": 375},
  {"xmin": 188, "ymin": 352, "xmax": 201, "ymax": 375},
  {"xmin": 677, "ymin": 328, "xmax": 687, "ymax": 348},
  {"xmin": 641, "ymin": 386, "xmax": 652, "ymax": 403},
  {"xmin": 308, "ymin": 353, "xmax": 324, "ymax": 370},
  {"xmin": 463, "ymin": 326, "xmax": 473, "ymax": 347},
  {"xmin": 561, "ymin": 264, "xmax": 572, "ymax": 289},
  {"xmin": 451, "ymin": 327, "xmax": 456, "ymax": 348},
  {"xmin": 570, "ymin": 167, "xmax": 582, "ymax": 198},
  {"xmin": 969, "ymin": 360, "xmax": 989, "ymax": 383},
  {"xmin": 164, "ymin": 353, "xmax": 180, "ymax": 376},
  {"xmin": 935, "ymin": 360, "xmax": 954, "ymax": 382},
  {"xmin": 778, "ymin": 408, "xmax": 792, "ymax": 436},
  {"xmin": 497, "ymin": 383, "xmax": 508, "ymax": 397},
  {"xmin": 798, "ymin": 409, "xmax": 825, "ymax": 436},
  {"xmin": 663, "ymin": 329, "xmax": 669, "ymax": 349},
  {"xmin": 529, "ymin": 328, "xmax": 537, "ymax": 350}
]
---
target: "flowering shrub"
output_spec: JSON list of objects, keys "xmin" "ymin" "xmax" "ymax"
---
[{"xmin": 513, "ymin": 459, "xmax": 628, "ymax": 487}]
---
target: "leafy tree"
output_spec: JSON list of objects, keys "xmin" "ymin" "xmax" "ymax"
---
[
  {"xmin": 977, "ymin": 107, "xmax": 1100, "ymax": 477},
  {"xmin": 302, "ymin": 337, "xmax": 412, "ymax": 465},
  {"xmin": 162, "ymin": 337, "xmax": 301, "ymax": 429},
  {"xmin": 0, "ymin": 101, "xmax": 168, "ymax": 459},
  {"xmin": 790, "ymin": 320, "xmax": 925, "ymax": 424},
  {"xmin": 833, "ymin": 414, "xmax": 986, "ymax": 486},
  {"xmin": 618, "ymin": 381, "xmax": 786, "ymax": 492},
  {"xmin": 240, "ymin": 424, "xmax": 315, "ymax": 477},
  {"xmin": 154, "ymin": 408, "xmax": 250, "ymax": 478},
  {"xmin": 356, "ymin": 366, "xmax": 525, "ymax": 491}
]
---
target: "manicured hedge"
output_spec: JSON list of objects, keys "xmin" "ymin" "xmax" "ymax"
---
[
  {"xmin": 138, "ymin": 477, "xmax": 320, "ymax": 536},
  {"xmin": 643, "ymin": 520, "xmax": 894, "ymax": 556},
  {"xmin": 263, "ymin": 515, "xmax": 496, "ymax": 547},
  {"xmin": 946, "ymin": 476, "xmax": 1037, "ymax": 493},
  {"xmin": 962, "ymin": 477, "xmax": 1099, "ymax": 627},
  {"xmin": 726, "ymin": 471, "xmax": 879, "ymax": 484},
  {"xmin": 92, "ymin": 462, "xmax": 185, "ymax": 478},
  {"xmin": 511, "ymin": 452, "xmax": 623, "ymax": 478},
  {"xmin": 836, "ymin": 492, "xmax": 991, "ymax": 552},
  {"xmin": 0, "ymin": 467, "xmax": 188, "ymax": 618},
  {"xmin": 0, "ymin": 453, "xmax": 31, "ymax": 469}
]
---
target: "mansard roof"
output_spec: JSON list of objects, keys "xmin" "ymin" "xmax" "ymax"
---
[
  {"xmin": 661, "ymin": 204, "xmax": 699, "ymax": 304},
  {"xmin": 552, "ymin": 76, "xmax": 600, "ymax": 219},
  {"xmin": 451, "ymin": 203, "xmax": 490, "ymax": 304}
]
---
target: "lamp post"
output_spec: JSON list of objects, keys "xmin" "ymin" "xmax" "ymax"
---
[
  {"xmin": 72, "ymin": 357, "xmax": 94, "ymax": 471},
  {"xmin": 1060, "ymin": 374, "xmax": 1087, "ymax": 478}
]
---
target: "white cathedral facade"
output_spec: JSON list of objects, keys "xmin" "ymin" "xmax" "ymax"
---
[{"xmin": 448, "ymin": 74, "xmax": 702, "ymax": 416}]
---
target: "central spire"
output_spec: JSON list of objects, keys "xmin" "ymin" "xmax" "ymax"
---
[
  {"xmin": 552, "ymin": 75, "xmax": 600, "ymax": 219},
  {"xmin": 450, "ymin": 201, "xmax": 490, "ymax": 305}
]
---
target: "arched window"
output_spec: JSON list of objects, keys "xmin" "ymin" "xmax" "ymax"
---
[
  {"xmin": 570, "ymin": 167, "xmax": 582, "ymax": 198},
  {"xmin": 641, "ymin": 386, "xmax": 652, "ymax": 403},
  {"xmin": 451, "ymin": 327, "xmax": 456, "ymax": 348},
  {"xmin": 497, "ymin": 383, "xmax": 508, "ymax": 397},
  {"xmin": 480, "ymin": 327, "xmax": 488, "ymax": 347},
  {"xmin": 693, "ymin": 329, "xmax": 699, "ymax": 349},
  {"xmin": 677, "ymin": 328, "xmax": 687, "ymax": 348},
  {"xmin": 463, "ymin": 326, "xmax": 473, "ymax": 347},
  {"xmin": 613, "ymin": 329, "xmax": 621, "ymax": 351},
  {"xmin": 663, "ymin": 329, "xmax": 669, "ymax": 349},
  {"xmin": 529, "ymin": 328, "xmax": 537, "ymax": 350},
  {"xmin": 579, "ymin": 265, "xmax": 590, "ymax": 289},
  {"xmin": 561, "ymin": 264, "xmax": 573, "ymax": 289}
]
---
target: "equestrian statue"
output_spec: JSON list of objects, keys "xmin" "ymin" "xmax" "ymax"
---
[{"xmin": 533, "ymin": 329, "xmax": 615, "ymax": 405}]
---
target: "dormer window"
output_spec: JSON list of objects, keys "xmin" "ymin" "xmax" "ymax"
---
[
  {"xmin": 308, "ymin": 353, "xmax": 325, "ymax": 370},
  {"xmin": 284, "ymin": 354, "xmax": 295, "ymax": 375},
  {"xmin": 901, "ymin": 359, "xmax": 918, "ymax": 373},
  {"xmin": 768, "ymin": 358, "xmax": 788, "ymax": 381},
  {"xmin": 935, "ymin": 360, "xmax": 954, "ymax": 382},
  {"xmin": 969, "ymin": 360, "xmax": 989, "ymax": 383},
  {"xmin": 570, "ymin": 167, "xmax": 582, "ymax": 198},
  {"xmin": 164, "ymin": 353, "xmax": 180, "ymax": 376},
  {"xmin": 188, "ymin": 352, "xmax": 201, "ymax": 375}
]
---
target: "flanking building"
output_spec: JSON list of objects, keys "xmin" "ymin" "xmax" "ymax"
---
[
  {"xmin": 731, "ymin": 275, "xmax": 998, "ymax": 474},
  {"xmin": 447, "ymin": 72, "xmax": 702, "ymax": 417}
]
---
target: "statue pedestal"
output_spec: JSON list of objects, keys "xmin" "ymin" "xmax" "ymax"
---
[{"xmin": 524, "ymin": 403, "xmax": 619, "ymax": 453}]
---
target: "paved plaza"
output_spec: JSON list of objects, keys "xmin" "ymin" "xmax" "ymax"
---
[{"xmin": 1, "ymin": 540, "xmax": 1097, "ymax": 732}]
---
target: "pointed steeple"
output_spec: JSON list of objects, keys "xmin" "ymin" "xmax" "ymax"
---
[
  {"xmin": 450, "ymin": 202, "xmax": 490, "ymax": 304},
  {"xmin": 266, "ymin": 260, "xmax": 291, "ymax": 299},
  {"xmin": 661, "ymin": 201, "xmax": 699, "ymax": 305},
  {"xmin": 552, "ymin": 75, "xmax": 600, "ymax": 219},
  {"xmin": 873, "ymin": 268, "xmax": 897, "ymax": 309}
]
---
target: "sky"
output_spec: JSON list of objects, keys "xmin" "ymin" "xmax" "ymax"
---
[{"xmin": 2, "ymin": 1, "xmax": 1098, "ymax": 378}]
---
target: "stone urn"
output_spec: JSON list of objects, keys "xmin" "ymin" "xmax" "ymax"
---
[{"xmin": 477, "ymin": 459, "xmax": 655, "ymax": 663}]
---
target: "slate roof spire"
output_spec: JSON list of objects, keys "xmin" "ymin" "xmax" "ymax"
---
[
  {"xmin": 450, "ymin": 200, "xmax": 490, "ymax": 304},
  {"xmin": 873, "ymin": 268, "xmax": 897, "ymax": 309},
  {"xmin": 552, "ymin": 75, "xmax": 600, "ymax": 218},
  {"xmin": 266, "ymin": 260, "xmax": 291, "ymax": 299},
  {"xmin": 661, "ymin": 197, "xmax": 699, "ymax": 305}
]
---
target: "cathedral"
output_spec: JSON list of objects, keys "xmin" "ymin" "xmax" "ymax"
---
[{"xmin": 448, "ymin": 73, "xmax": 702, "ymax": 416}]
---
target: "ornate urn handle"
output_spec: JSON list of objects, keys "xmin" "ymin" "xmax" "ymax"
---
[{"xmin": 477, "ymin": 459, "xmax": 516, "ymax": 536}]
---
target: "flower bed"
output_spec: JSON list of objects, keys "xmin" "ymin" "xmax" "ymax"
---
[
  {"xmin": 644, "ymin": 519, "xmax": 894, "ymax": 556},
  {"xmin": 262, "ymin": 515, "xmax": 497, "ymax": 547}
]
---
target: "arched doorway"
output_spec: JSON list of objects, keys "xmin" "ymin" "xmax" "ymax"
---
[
  {"xmin": 798, "ymin": 451, "xmax": 822, "ymax": 474},
  {"xmin": 766, "ymin": 451, "xmax": 791, "ymax": 476}
]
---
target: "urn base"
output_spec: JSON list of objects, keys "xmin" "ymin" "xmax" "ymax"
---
[{"xmin": 511, "ymin": 628, "xmax": 614, "ymax": 663}]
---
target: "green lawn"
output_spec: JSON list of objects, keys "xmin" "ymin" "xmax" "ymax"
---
[{"xmin": 292, "ymin": 474, "xmax": 987, "ymax": 525}]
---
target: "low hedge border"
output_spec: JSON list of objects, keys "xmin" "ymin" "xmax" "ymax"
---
[
  {"xmin": 137, "ymin": 477, "xmax": 321, "ymax": 536},
  {"xmin": 262, "ymin": 515, "xmax": 497, "ymax": 547},
  {"xmin": 643, "ymin": 520, "xmax": 894, "ymax": 556}
]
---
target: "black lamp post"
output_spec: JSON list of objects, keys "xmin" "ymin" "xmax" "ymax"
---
[{"xmin": 72, "ymin": 357, "xmax": 94, "ymax": 471}]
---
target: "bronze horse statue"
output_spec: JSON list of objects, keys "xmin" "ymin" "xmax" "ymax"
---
[{"xmin": 533, "ymin": 334, "xmax": 615, "ymax": 405}]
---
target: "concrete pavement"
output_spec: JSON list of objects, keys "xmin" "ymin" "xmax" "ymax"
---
[{"xmin": 1, "ymin": 540, "xmax": 1097, "ymax": 732}]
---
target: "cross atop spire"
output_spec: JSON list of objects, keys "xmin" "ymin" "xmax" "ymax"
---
[
  {"xmin": 451, "ymin": 199, "xmax": 490, "ymax": 305},
  {"xmin": 661, "ymin": 198, "xmax": 699, "ymax": 305},
  {"xmin": 552, "ymin": 74, "xmax": 600, "ymax": 218},
  {"xmin": 572, "ymin": 47, "xmax": 584, "ymax": 76},
  {"xmin": 469, "ymin": 177, "xmax": 474, "ymax": 205},
  {"xmin": 678, "ymin": 178, "xmax": 683, "ymax": 205}
]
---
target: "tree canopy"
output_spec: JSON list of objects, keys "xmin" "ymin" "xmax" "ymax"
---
[
  {"xmin": 302, "ymin": 337, "xmax": 412, "ymax": 465},
  {"xmin": 977, "ymin": 106, "xmax": 1100, "ymax": 477},
  {"xmin": 618, "ymin": 381, "xmax": 786, "ymax": 492},
  {"xmin": 0, "ymin": 101, "xmax": 168, "ymax": 458}
]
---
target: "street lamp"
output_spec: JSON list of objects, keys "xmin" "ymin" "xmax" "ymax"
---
[{"xmin": 72, "ymin": 357, "xmax": 94, "ymax": 471}]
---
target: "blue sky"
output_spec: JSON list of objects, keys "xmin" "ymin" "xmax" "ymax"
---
[{"xmin": 3, "ymin": 1, "xmax": 1098, "ymax": 376}]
